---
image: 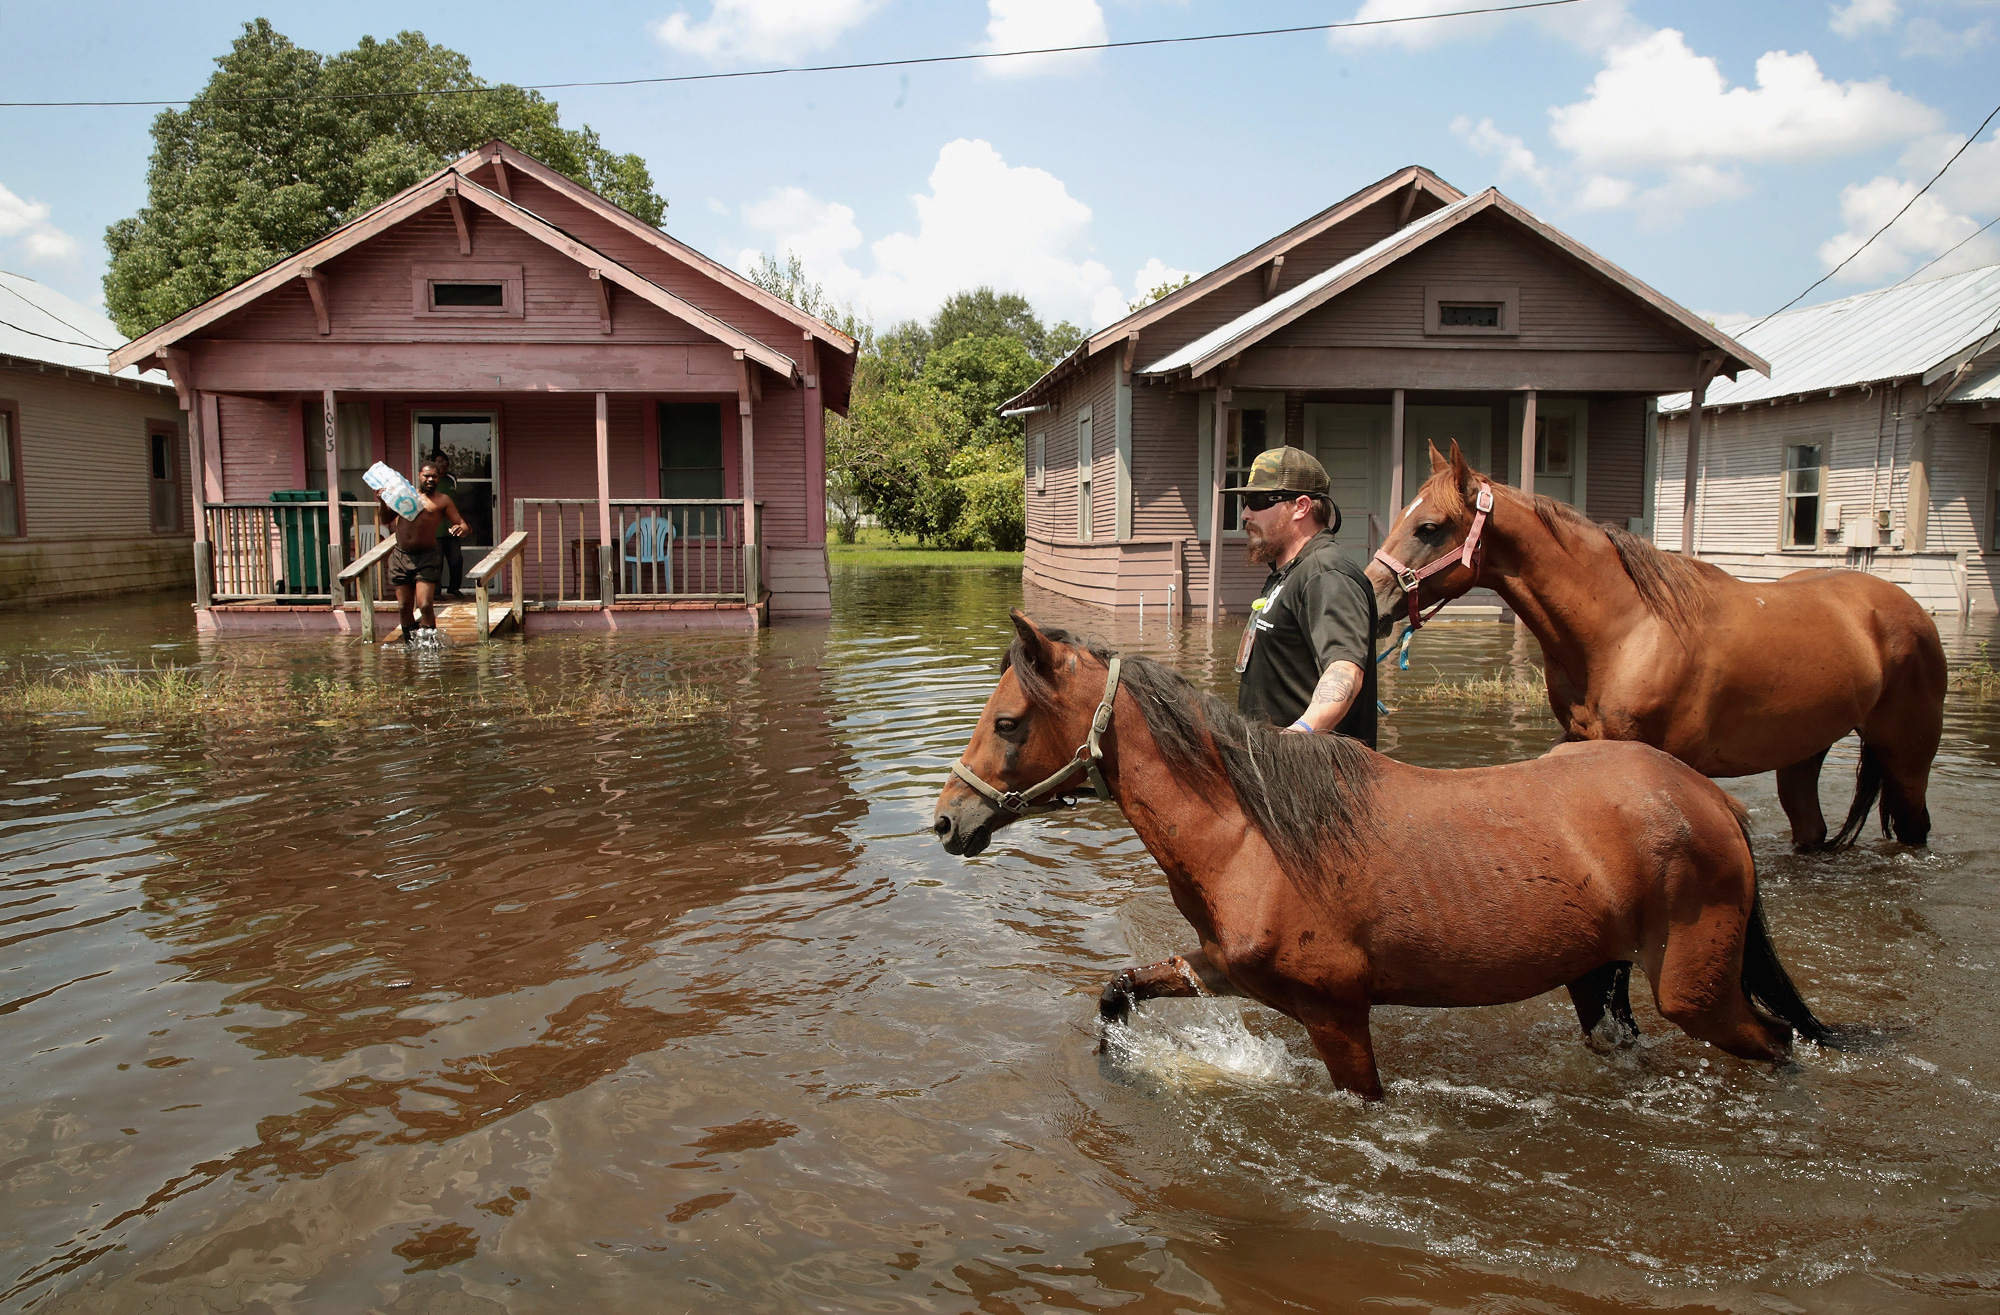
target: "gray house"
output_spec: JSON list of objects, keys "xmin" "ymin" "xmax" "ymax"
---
[{"xmin": 1657, "ymin": 263, "xmax": 2000, "ymax": 615}]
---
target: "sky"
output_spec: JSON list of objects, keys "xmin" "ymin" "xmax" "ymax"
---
[{"xmin": 1, "ymin": 0, "xmax": 1996, "ymax": 337}]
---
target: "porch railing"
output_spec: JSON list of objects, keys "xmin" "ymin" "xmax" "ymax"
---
[
  {"xmin": 205, "ymin": 501, "xmax": 379, "ymax": 602},
  {"xmin": 514, "ymin": 498, "xmax": 759, "ymax": 605}
]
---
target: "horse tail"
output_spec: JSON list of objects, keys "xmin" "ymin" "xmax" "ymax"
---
[
  {"xmin": 1727, "ymin": 802, "xmax": 1834, "ymax": 1046},
  {"xmin": 1827, "ymin": 740, "xmax": 1886, "ymax": 850}
]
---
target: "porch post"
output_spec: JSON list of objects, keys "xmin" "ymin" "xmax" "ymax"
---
[
  {"xmin": 802, "ymin": 335, "xmax": 825, "ymax": 546},
  {"xmin": 595, "ymin": 391, "xmax": 614, "ymax": 607},
  {"xmin": 736, "ymin": 353, "xmax": 761, "ymax": 609},
  {"xmin": 1388, "ymin": 388, "xmax": 1405, "ymax": 525},
  {"xmin": 1205, "ymin": 385, "xmax": 1230, "ymax": 625},
  {"xmin": 1519, "ymin": 389, "xmax": 1537, "ymax": 499},
  {"xmin": 322, "ymin": 388, "xmax": 345, "ymax": 606},
  {"xmin": 1680, "ymin": 357, "xmax": 1720, "ymax": 555},
  {"xmin": 188, "ymin": 390, "xmax": 212, "ymax": 607}
]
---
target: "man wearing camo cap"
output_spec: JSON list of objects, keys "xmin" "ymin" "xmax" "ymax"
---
[{"xmin": 1224, "ymin": 445, "xmax": 1378, "ymax": 747}]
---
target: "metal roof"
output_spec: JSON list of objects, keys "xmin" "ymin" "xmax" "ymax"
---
[
  {"xmin": 1140, "ymin": 195, "xmax": 1480, "ymax": 376},
  {"xmin": 1946, "ymin": 359, "xmax": 2000, "ymax": 403},
  {"xmin": 0, "ymin": 271, "xmax": 168, "ymax": 386},
  {"xmin": 1659, "ymin": 262, "xmax": 2000, "ymax": 413}
]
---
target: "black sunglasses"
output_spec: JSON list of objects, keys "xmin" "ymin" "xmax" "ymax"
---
[{"xmin": 1241, "ymin": 490, "xmax": 1306, "ymax": 512}]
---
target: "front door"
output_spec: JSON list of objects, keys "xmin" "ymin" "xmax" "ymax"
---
[
  {"xmin": 413, "ymin": 414, "xmax": 497, "ymax": 555},
  {"xmin": 1305, "ymin": 403, "xmax": 1387, "ymax": 565},
  {"xmin": 1402, "ymin": 406, "xmax": 1491, "ymax": 508}
]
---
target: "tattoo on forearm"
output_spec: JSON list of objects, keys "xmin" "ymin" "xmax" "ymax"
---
[{"xmin": 1310, "ymin": 662, "xmax": 1361, "ymax": 709}]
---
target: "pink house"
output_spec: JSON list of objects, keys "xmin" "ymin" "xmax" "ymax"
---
[{"xmin": 110, "ymin": 141, "xmax": 854, "ymax": 636}]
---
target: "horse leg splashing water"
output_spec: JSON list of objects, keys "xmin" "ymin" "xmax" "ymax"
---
[{"xmin": 934, "ymin": 611, "xmax": 1830, "ymax": 1101}]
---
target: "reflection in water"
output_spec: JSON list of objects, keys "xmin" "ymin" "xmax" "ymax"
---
[{"xmin": 0, "ymin": 580, "xmax": 1997, "ymax": 1312}]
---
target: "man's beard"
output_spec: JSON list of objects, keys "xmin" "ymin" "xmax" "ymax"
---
[{"xmin": 1245, "ymin": 521, "xmax": 1281, "ymax": 565}]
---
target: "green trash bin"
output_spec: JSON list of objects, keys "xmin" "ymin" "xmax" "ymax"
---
[{"xmin": 270, "ymin": 490, "xmax": 331, "ymax": 596}]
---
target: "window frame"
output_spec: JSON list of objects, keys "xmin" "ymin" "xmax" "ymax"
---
[
  {"xmin": 1424, "ymin": 283, "xmax": 1520, "ymax": 338},
  {"xmin": 0, "ymin": 399, "xmax": 21, "ymax": 539},
  {"xmin": 410, "ymin": 262, "xmax": 525, "ymax": 319},
  {"xmin": 1076, "ymin": 407, "xmax": 1093, "ymax": 540},
  {"xmin": 1779, "ymin": 436, "xmax": 1829, "ymax": 550},
  {"xmin": 147, "ymin": 420, "xmax": 181, "ymax": 534}
]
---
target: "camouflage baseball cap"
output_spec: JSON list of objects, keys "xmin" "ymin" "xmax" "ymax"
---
[{"xmin": 1222, "ymin": 445, "xmax": 1330, "ymax": 497}]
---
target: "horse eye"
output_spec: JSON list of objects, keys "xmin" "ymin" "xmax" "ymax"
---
[
  {"xmin": 994, "ymin": 717, "xmax": 1019, "ymax": 733},
  {"xmin": 1418, "ymin": 522, "xmax": 1441, "ymax": 536}
]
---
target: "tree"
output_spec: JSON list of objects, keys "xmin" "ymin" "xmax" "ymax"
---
[
  {"xmin": 1129, "ymin": 272, "xmax": 1192, "ymax": 311},
  {"xmin": 104, "ymin": 21, "xmax": 666, "ymax": 337}
]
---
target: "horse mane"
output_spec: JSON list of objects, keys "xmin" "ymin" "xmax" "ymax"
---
[
  {"xmin": 1430, "ymin": 461, "xmax": 1720, "ymax": 641},
  {"xmin": 1002, "ymin": 627, "xmax": 1379, "ymax": 890}
]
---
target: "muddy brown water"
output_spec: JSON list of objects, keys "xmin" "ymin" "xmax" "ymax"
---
[{"xmin": 1, "ymin": 570, "xmax": 1997, "ymax": 1313}]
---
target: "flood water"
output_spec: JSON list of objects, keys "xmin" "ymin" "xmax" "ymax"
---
[{"xmin": 2, "ymin": 571, "xmax": 1998, "ymax": 1314}]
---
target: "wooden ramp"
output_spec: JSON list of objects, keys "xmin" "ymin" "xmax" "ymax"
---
[{"xmin": 383, "ymin": 600, "xmax": 520, "ymax": 644}]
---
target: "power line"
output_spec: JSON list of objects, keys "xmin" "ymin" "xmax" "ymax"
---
[
  {"xmin": 0, "ymin": 1, "xmax": 1590, "ymax": 109},
  {"xmin": 0, "ymin": 316, "xmax": 117, "ymax": 352},
  {"xmin": 1896, "ymin": 211, "xmax": 2000, "ymax": 285},
  {"xmin": 1742, "ymin": 97, "xmax": 2000, "ymax": 332}
]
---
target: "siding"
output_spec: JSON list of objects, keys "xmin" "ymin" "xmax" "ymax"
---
[
  {"xmin": 1586, "ymin": 395, "xmax": 1646, "ymax": 525},
  {"xmin": 1266, "ymin": 215, "xmax": 1686, "ymax": 354},
  {"xmin": 1131, "ymin": 387, "xmax": 1199, "ymax": 538},
  {"xmin": 218, "ymin": 396, "xmax": 301, "ymax": 501},
  {"xmin": 4, "ymin": 364, "xmax": 187, "ymax": 539}
]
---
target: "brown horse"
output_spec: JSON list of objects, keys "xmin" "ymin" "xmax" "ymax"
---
[
  {"xmin": 932, "ymin": 612, "xmax": 1829, "ymax": 1101},
  {"xmin": 1367, "ymin": 443, "xmax": 1946, "ymax": 850}
]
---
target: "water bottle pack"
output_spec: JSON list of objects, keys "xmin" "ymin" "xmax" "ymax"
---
[{"xmin": 362, "ymin": 461, "xmax": 424, "ymax": 520}]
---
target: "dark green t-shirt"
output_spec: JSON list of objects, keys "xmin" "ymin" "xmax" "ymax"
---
[{"xmin": 1235, "ymin": 531, "xmax": 1378, "ymax": 747}]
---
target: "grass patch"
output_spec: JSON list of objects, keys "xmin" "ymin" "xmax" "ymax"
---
[
  {"xmin": 0, "ymin": 664, "xmax": 716, "ymax": 728},
  {"xmin": 1393, "ymin": 664, "xmax": 1550, "ymax": 707},
  {"xmin": 828, "ymin": 527, "xmax": 1022, "ymax": 568},
  {"xmin": 1950, "ymin": 642, "xmax": 2000, "ymax": 700}
]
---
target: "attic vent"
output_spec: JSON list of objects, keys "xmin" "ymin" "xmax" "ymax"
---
[
  {"xmin": 1439, "ymin": 302, "xmax": 1500, "ymax": 328},
  {"xmin": 432, "ymin": 282, "xmax": 504, "ymax": 308}
]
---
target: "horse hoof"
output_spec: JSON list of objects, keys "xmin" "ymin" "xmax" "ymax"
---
[{"xmin": 1098, "ymin": 973, "xmax": 1136, "ymax": 1029}]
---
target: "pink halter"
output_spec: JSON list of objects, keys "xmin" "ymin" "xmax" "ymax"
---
[{"xmin": 1372, "ymin": 481, "xmax": 1494, "ymax": 633}]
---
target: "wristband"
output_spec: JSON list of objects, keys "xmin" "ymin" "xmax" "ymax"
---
[{"xmin": 1287, "ymin": 719, "xmax": 1315, "ymax": 734}]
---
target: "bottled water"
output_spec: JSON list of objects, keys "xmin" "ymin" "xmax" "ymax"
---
[{"xmin": 363, "ymin": 462, "xmax": 423, "ymax": 520}]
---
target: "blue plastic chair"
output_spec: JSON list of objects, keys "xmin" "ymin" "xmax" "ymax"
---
[{"xmin": 622, "ymin": 513, "xmax": 674, "ymax": 593}]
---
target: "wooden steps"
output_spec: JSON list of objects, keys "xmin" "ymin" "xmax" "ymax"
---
[{"xmin": 383, "ymin": 599, "xmax": 519, "ymax": 644}]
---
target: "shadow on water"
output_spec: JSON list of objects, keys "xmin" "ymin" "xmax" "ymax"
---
[{"xmin": 0, "ymin": 582, "xmax": 1997, "ymax": 1312}]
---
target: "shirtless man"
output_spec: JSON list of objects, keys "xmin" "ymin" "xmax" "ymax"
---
[{"xmin": 380, "ymin": 458, "xmax": 468, "ymax": 638}]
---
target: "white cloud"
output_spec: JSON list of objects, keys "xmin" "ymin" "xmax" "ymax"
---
[
  {"xmin": 1450, "ymin": 116, "xmax": 1551, "ymax": 188},
  {"xmin": 653, "ymin": 0, "xmax": 881, "ymax": 62},
  {"xmin": 1902, "ymin": 15, "xmax": 1993, "ymax": 57},
  {"xmin": 740, "ymin": 138, "xmax": 1157, "ymax": 328},
  {"xmin": 0, "ymin": 182, "xmax": 78, "ymax": 262},
  {"xmin": 981, "ymin": 0, "xmax": 1106, "ymax": 78},
  {"xmin": 1817, "ymin": 128, "xmax": 2000, "ymax": 282},
  {"xmin": 1331, "ymin": 0, "xmax": 1641, "ymax": 53},
  {"xmin": 1829, "ymin": 0, "xmax": 1899, "ymax": 36},
  {"xmin": 1549, "ymin": 30, "xmax": 1939, "ymax": 172}
]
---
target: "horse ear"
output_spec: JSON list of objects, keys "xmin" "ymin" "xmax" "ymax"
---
[
  {"xmin": 1448, "ymin": 439, "xmax": 1473, "ymax": 494},
  {"xmin": 1010, "ymin": 609, "xmax": 1055, "ymax": 673},
  {"xmin": 1427, "ymin": 440, "xmax": 1449, "ymax": 475}
]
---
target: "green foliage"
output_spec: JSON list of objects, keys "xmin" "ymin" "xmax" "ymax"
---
[
  {"xmin": 1129, "ymin": 272, "xmax": 1193, "ymax": 311},
  {"xmin": 104, "ymin": 20, "xmax": 666, "ymax": 337}
]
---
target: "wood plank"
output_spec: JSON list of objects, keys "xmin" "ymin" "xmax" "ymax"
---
[
  {"xmin": 184, "ymin": 340, "xmax": 742, "ymax": 392},
  {"xmin": 1229, "ymin": 346, "xmax": 1706, "ymax": 393}
]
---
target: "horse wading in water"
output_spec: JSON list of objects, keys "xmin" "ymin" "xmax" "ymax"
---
[
  {"xmin": 1368, "ymin": 443, "xmax": 1946, "ymax": 851},
  {"xmin": 933, "ymin": 611, "xmax": 1829, "ymax": 1102}
]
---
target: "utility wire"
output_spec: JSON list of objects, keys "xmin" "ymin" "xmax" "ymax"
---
[
  {"xmin": 0, "ymin": 316, "xmax": 118, "ymax": 352},
  {"xmin": 0, "ymin": 0, "xmax": 1590, "ymax": 109},
  {"xmin": 1742, "ymin": 97, "xmax": 2000, "ymax": 333},
  {"xmin": 1895, "ymin": 210, "xmax": 2000, "ymax": 286}
]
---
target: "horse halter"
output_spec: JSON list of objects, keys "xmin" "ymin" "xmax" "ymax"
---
[
  {"xmin": 951, "ymin": 656, "xmax": 1122, "ymax": 816},
  {"xmin": 1372, "ymin": 481, "xmax": 1494, "ymax": 633}
]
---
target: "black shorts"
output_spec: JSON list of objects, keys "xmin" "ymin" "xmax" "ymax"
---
[{"xmin": 388, "ymin": 544, "xmax": 443, "ymax": 586}]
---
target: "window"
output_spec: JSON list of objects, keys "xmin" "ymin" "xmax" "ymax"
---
[
  {"xmin": 1033, "ymin": 433, "xmax": 1045, "ymax": 494},
  {"xmin": 1424, "ymin": 283, "xmax": 1518, "ymax": 337},
  {"xmin": 660, "ymin": 403, "xmax": 726, "ymax": 537},
  {"xmin": 1076, "ymin": 409, "xmax": 1093, "ymax": 539},
  {"xmin": 410, "ymin": 262, "xmax": 523, "ymax": 318},
  {"xmin": 1221, "ymin": 407, "xmax": 1269, "ymax": 531},
  {"xmin": 0, "ymin": 405, "xmax": 19, "ymax": 537},
  {"xmin": 430, "ymin": 282, "xmax": 504, "ymax": 308},
  {"xmin": 1535, "ymin": 415, "xmax": 1572, "ymax": 476},
  {"xmin": 1783, "ymin": 442, "xmax": 1823, "ymax": 548},
  {"xmin": 1440, "ymin": 303, "xmax": 1501, "ymax": 329},
  {"xmin": 148, "ymin": 424, "xmax": 180, "ymax": 533}
]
